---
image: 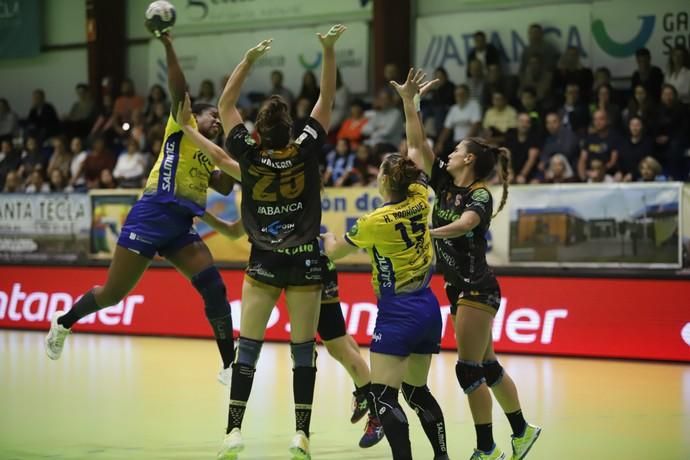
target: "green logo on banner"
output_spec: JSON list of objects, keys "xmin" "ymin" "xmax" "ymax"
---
[{"xmin": 592, "ymin": 15, "xmax": 655, "ymax": 58}]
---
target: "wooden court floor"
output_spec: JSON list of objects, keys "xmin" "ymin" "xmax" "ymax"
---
[{"xmin": 1, "ymin": 330, "xmax": 688, "ymax": 459}]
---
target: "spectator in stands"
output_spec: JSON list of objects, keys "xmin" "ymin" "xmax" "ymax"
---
[
  {"xmin": 144, "ymin": 84, "xmax": 169, "ymax": 123},
  {"xmin": 435, "ymin": 84, "xmax": 482, "ymax": 155},
  {"xmin": 656, "ymin": 84, "xmax": 689, "ymax": 180},
  {"xmin": 482, "ymin": 90, "xmax": 517, "ymax": 143},
  {"xmin": 27, "ymin": 89, "xmax": 59, "ymax": 141},
  {"xmin": 617, "ymin": 116, "xmax": 654, "ymax": 182},
  {"xmin": 292, "ymin": 97, "xmax": 313, "ymax": 136},
  {"xmin": 0, "ymin": 139, "xmax": 21, "ymax": 190},
  {"xmin": 337, "ymin": 99, "xmax": 369, "ymax": 150},
  {"xmin": 466, "ymin": 59, "xmax": 485, "ymax": 102},
  {"xmin": 98, "ymin": 168, "xmax": 117, "ymax": 189},
  {"xmin": 77, "ymin": 137, "xmax": 115, "ymax": 189},
  {"xmin": 298, "ymin": 70, "xmax": 320, "ymax": 107},
  {"xmin": 18, "ymin": 135, "xmax": 46, "ymax": 179},
  {"xmin": 518, "ymin": 86, "xmax": 543, "ymax": 131},
  {"xmin": 632, "ymin": 48, "xmax": 664, "ymax": 101},
  {"xmin": 519, "ymin": 55, "xmax": 553, "ymax": 105},
  {"xmin": 361, "ymin": 90, "xmax": 403, "ymax": 151},
  {"xmin": 425, "ymin": 67, "xmax": 455, "ymax": 137},
  {"xmin": 25, "ymin": 168, "xmax": 50, "ymax": 193},
  {"xmin": 89, "ymin": 94, "xmax": 115, "ymax": 139},
  {"xmin": 331, "ymin": 69, "xmax": 351, "ymax": 132},
  {"xmin": 68, "ymin": 137, "xmax": 88, "ymax": 191},
  {"xmin": 578, "ymin": 110, "xmax": 619, "ymax": 181},
  {"xmin": 269, "ymin": 70, "xmax": 294, "ymax": 109},
  {"xmin": 504, "ymin": 113, "xmax": 541, "ymax": 183},
  {"xmin": 47, "ymin": 136, "xmax": 72, "ymax": 181},
  {"xmin": 665, "ymin": 45, "xmax": 690, "ymax": 103},
  {"xmin": 0, "ymin": 98, "xmax": 18, "ymax": 143},
  {"xmin": 468, "ymin": 31, "xmax": 501, "ymax": 73},
  {"xmin": 63, "ymin": 83, "xmax": 95, "ymax": 139},
  {"xmin": 482, "ymin": 63, "xmax": 516, "ymax": 109},
  {"xmin": 585, "ymin": 158, "xmax": 614, "ymax": 183},
  {"xmin": 558, "ymin": 83, "xmax": 590, "ymax": 136},
  {"xmin": 638, "ymin": 156, "xmax": 667, "ymax": 182},
  {"xmin": 49, "ymin": 169, "xmax": 67, "ymax": 192},
  {"xmin": 553, "ymin": 46, "xmax": 594, "ymax": 102},
  {"xmin": 543, "ymin": 153, "xmax": 577, "ymax": 184},
  {"xmin": 590, "ymin": 83, "xmax": 622, "ymax": 131},
  {"xmin": 540, "ymin": 112, "xmax": 580, "ymax": 172},
  {"xmin": 323, "ymin": 139, "xmax": 355, "ymax": 186},
  {"xmin": 3, "ymin": 170, "xmax": 23, "ymax": 192},
  {"xmin": 347, "ymin": 143, "xmax": 378, "ymax": 186},
  {"xmin": 624, "ymin": 84, "xmax": 657, "ymax": 131},
  {"xmin": 113, "ymin": 137, "xmax": 147, "ymax": 188},
  {"xmin": 520, "ymin": 23, "xmax": 560, "ymax": 73},
  {"xmin": 113, "ymin": 78, "xmax": 145, "ymax": 127},
  {"xmin": 383, "ymin": 62, "xmax": 402, "ymax": 85},
  {"xmin": 593, "ymin": 67, "xmax": 612, "ymax": 91},
  {"xmin": 196, "ymin": 79, "xmax": 216, "ymax": 105}
]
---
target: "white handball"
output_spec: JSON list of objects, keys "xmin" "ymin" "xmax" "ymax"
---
[{"xmin": 145, "ymin": 0, "xmax": 176, "ymax": 37}]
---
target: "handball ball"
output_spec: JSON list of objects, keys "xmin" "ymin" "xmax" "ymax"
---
[{"xmin": 145, "ymin": 1, "xmax": 176, "ymax": 37}]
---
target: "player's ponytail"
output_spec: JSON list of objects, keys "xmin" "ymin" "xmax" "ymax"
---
[
  {"xmin": 256, "ymin": 95, "xmax": 292, "ymax": 150},
  {"xmin": 492, "ymin": 147, "xmax": 510, "ymax": 217},
  {"xmin": 466, "ymin": 138, "xmax": 510, "ymax": 217},
  {"xmin": 381, "ymin": 153, "xmax": 422, "ymax": 200}
]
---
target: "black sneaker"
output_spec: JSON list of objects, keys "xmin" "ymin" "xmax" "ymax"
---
[{"xmin": 350, "ymin": 391, "xmax": 368, "ymax": 424}]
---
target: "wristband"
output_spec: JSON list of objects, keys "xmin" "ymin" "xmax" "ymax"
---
[{"xmin": 413, "ymin": 93, "xmax": 421, "ymax": 112}]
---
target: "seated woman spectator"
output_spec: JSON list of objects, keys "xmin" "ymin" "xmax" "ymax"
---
[
  {"xmin": 590, "ymin": 84, "xmax": 622, "ymax": 130},
  {"xmin": 47, "ymin": 136, "xmax": 73, "ymax": 181},
  {"xmin": 68, "ymin": 137, "xmax": 88, "ymax": 190},
  {"xmin": 63, "ymin": 83, "xmax": 96, "ymax": 139},
  {"xmin": 616, "ymin": 116, "xmax": 654, "ymax": 182},
  {"xmin": 89, "ymin": 94, "xmax": 116, "ymax": 140},
  {"xmin": 345, "ymin": 143, "xmax": 379, "ymax": 186},
  {"xmin": 49, "ymin": 169, "xmax": 67, "ymax": 192},
  {"xmin": 298, "ymin": 70, "xmax": 320, "ymax": 107},
  {"xmin": 0, "ymin": 98, "xmax": 19, "ymax": 143},
  {"xmin": 3, "ymin": 170, "xmax": 23, "ymax": 192},
  {"xmin": 623, "ymin": 84, "xmax": 657, "ymax": 131},
  {"xmin": 503, "ymin": 113, "xmax": 541, "ymax": 183},
  {"xmin": 98, "ymin": 168, "xmax": 117, "ymax": 189},
  {"xmin": 113, "ymin": 78, "xmax": 145, "ymax": 126},
  {"xmin": 323, "ymin": 139, "xmax": 355, "ymax": 186},
  {"xmin": 337, "ymin": 100, "xmax": 369, "ymax": 150},
  {"xmin": 664, "ymin": 45, "xmax": 690, "ymax": 104},
  {"xmin": 144, "ymin": 84, "xmax": 169, "ymax": 126},
  {"xmin": 25, "ymin": 168, "xmax": 50, "ymax": 193},
  {"xmin": 195, "ymin": 79, "xmax": 216, "ymax": 105},
  {"xmin": 18, "ymin": 135, "xmax": 46, "ymax": 179},
  {"xmin": 586, "ymin": 158, "xmax": 614, "ymax": 183},
  {"xmin": 113, "ymin": 137, "xmax": 148, "ymax": 188},
  {"xmin": 656, "ymin": 84, "xmax": 689, "ymax": 180},
  {"xmin": 0, "ymin": 139, "xmax": 21, "ymax": 190},
  {"xmin": 543, "ymin": 153, "xmax": 578, "ymax": 184},
  {"xmin": 638, "ymin": 156, "xmax": 667, "ymax": 182},
  {"xmin": 482, "ymin": 90, "xmax": 517, "ymax": 143},
  {"xmin": 73, "ymin": 137, "xmax": 115, "ymax": 189}
]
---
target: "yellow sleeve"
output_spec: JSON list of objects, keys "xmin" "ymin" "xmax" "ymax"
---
[
  {"xmin": 165, "ymin": 112, "xmax": 197, "ymax": 137},
  {"xmin": 344, "ymin": 214, "xmax": 374, "ymax": 249}
]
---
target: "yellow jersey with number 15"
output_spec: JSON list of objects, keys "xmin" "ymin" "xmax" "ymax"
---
[
  {"xmin": 143, "ymin": 114, "xmax": 215, "ymax": 215},
  {"xmin": 344, "ymin": 182, "xmax": 434, "ymax": 297}
]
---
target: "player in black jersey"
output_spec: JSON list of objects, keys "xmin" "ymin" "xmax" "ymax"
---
[
  {"xmin": 393, "ymin": 69, "xmax": 542, "ymax": 460},
  {"xmin": 212, "ymin": 25, "xmax": 345, "ymax": 460}
]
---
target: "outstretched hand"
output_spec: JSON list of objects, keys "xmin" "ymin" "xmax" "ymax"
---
[
  {"xmin": 246, "ymin": 39, "xmax": 272, "ymax": 63},
  {"xmin": 390, "ymin": 68, "xmax": 424, "ymax": 100},
  {"xmin": 176, "ymin": 93, "xmax": 193, "ymax": 126},
  {"xmin": 317, "ymin": 24, "xmax": 347, "ymax": 49}
]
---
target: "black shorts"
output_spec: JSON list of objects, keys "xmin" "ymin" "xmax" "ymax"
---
[
  {"xmin": 317, "ymin": 254, "xmax": 347, "ymax": 341},
  {"xmin": 445, "ymin": 277, "xmax": 501, "ymax": 316},
  {"xmin": 245, "ymin": 239, "xmax": 322, "ymax": 289}
]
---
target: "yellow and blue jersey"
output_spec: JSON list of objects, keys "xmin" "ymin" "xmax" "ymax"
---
[
  {"xmin": 344, "ymin": 182, "xmax": 434, "ymax": 297},
  {"xmin": 143, "ymin": 114, "xmax": 215, "ymax": 215}
]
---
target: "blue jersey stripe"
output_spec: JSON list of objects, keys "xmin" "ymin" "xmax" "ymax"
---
[
  {"xmin": 373, "ymin": 245, "xmax": 396, "ymax": 297},
  {"xmin": 157, "ymin": 131, "xmax": 184, "ymax": 196}
]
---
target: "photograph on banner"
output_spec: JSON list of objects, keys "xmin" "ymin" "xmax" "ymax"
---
[
  {"xmin": 0, "ymin": 193, "xmax": 91, "ymax": 263},
  {"xmin": 195, "ymin": 188, "xmax": 251, "ymax": 264},
  {"xmin": 683, "ymin": 185, "xmax": 690, "ymax": 267},
  {"xmin": 509, "ymin": 183, "xmax": 682, "ymax": 267},
  {"xmin": 90, "ymin": 190, "xmax": 140, "ymax": 259}
]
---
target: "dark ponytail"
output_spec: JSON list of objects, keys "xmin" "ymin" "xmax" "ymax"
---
[
  {"xmin": 256, "ymin": 95, "xmax": 293, "ymax": 150},
  {"xmin": 492, "ymin": 147, "xmax": 510, "ymax": 217},
  {"xmin": 381, "ymin": 153, "xmax": 421, "ymax": 199},
  {"xmin": 466, "ymin": 138, "xmax": 510, "ymax": 217}
]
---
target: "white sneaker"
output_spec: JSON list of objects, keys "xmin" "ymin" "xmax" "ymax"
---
[
  {"xmin": 45, "ymin": 311, "xmax": 70, "ymax": 360},
  {"xmin": 217, "ymin": 428, "xmax": 244, "ymax": 460},
  {"xmin": 288, "ymin": 430, "xmax": 311, "ymax": 460},
  {"xmin": 217, "ymin": 366, "xmax": 232, "ymax": 386}
]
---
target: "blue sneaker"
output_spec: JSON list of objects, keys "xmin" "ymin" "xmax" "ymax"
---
[{"xmin": 359, "ymin": 415, "xmax": 384, "ymax": 448}]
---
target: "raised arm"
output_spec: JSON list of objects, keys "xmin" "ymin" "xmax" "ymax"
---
[
  {"xmin": 201, "ymin": 212, "xmax": 246, "ymax": 240},
  {"xmin": 177, "ymin": 94, "xmax": 242, "ymax": 181},
  {"xmin": 159, "ymin": 34, "xmax": 185, "ymax": 121},
  {"xmin": 310, "ymin": 24, "xmax": 347, "ymax": 131},
  {"xmin": 217, "ymin": 40, "xmax": 272, "ymax": 132},
  {"xmin": 390, "ymin": 68, "xmax": 438, "ymax": 176}
]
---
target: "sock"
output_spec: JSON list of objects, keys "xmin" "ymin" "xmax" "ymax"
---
[
  {"xmin": 58, "ymin": 290, "xmax": 100, "ymax": 329},
  {"xmin": 475, "ymin": 423, "xmax": 494, "ymax": 452},
  {"xmin": 369, "ymin": 383, "xmax": 412, "ymax": 460},
  {"xmin": 215, "ymin": 335, "xmax": 235, "ymax": 369},
  {"xmin": 293, "ymin": 366, "xmax": 317, "ymax": 436},
  {"xmin": 226, "ymin": 363, "xmax": 255, "ymax": 433},
  {"xmin": 506, "ymin": 409, "xmax": 527, "ymax": 437},
  {"xmin": 402, "ymin": 384, "xmax": 447, "ymax": 456}
]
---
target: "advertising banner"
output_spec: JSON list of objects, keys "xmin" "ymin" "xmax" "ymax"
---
[
  {"xmin": 509, "ymin": 183, "xmax": 683, "ymax": 268},
  {"xmin": 1, "ymin": 266, "xmax": 688, "ymax": 362},
  {"xmin": 147, "ymin": 21, "xmax": 370, "ymax": 98},
  {"xmin": 0, "ymin": 193, "xmax": 90, "ymax": 263},
  {"xmin": 0, "ymin": 0, "xmax": 41, "ymax": 59},
  {"xmin": 89, "ymin": 190, "xmax": 139, "ymax": 259}
]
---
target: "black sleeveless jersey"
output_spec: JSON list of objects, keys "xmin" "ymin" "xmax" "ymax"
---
[
  {"xmin": 428, "ymin": 158, "xmax": 495, "ymax": 289},
  {"xmin": 226, "ymin": 118, "xmax": 325, "ymax": 250}
]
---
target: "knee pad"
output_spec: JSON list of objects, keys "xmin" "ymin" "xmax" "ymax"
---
[
  {"xmin": 483, "ymin": 360, "xmax": 504, "ymax": 387},
  {"xmin": 401, "ymin": 383, "xmax": 444, "ymax": 424},
  {"xmin": 236, "ymin": 336, "xmax": 263, "ymax": 368},
  {"xmin": 455, "ymin": 360, "xmax": 486, "ymax": 394},
  {"xmin": 370, "ymin": 383, "xmax": 408, "ymax": 424},
  {"xmin": 291, "ymin": 340, "xmax": 316, "ymax": 369},
  {"xmin": 192, "ymin": 266, "xmax": 230, "ymax": 317}
]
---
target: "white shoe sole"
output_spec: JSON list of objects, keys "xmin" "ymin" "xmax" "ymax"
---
[
  {"xmin": 45, "ymin": 312, "xmax": 67, "ymax": 360},
  {"xmin": 288, "ymin": 446, "xmax": 310, "ymax": 460},
  {"xmin": 513, "ymin": 426, "xmax": 542, "ymax": 460},
  {"xmin": 217, "ymin": 444, "xmax": 243, "ymax": 460}
]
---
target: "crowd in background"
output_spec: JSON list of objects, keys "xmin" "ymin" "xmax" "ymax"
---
[{"xmin": 1, "ymin": 23, "xmax": 689, "ymax": 193}]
